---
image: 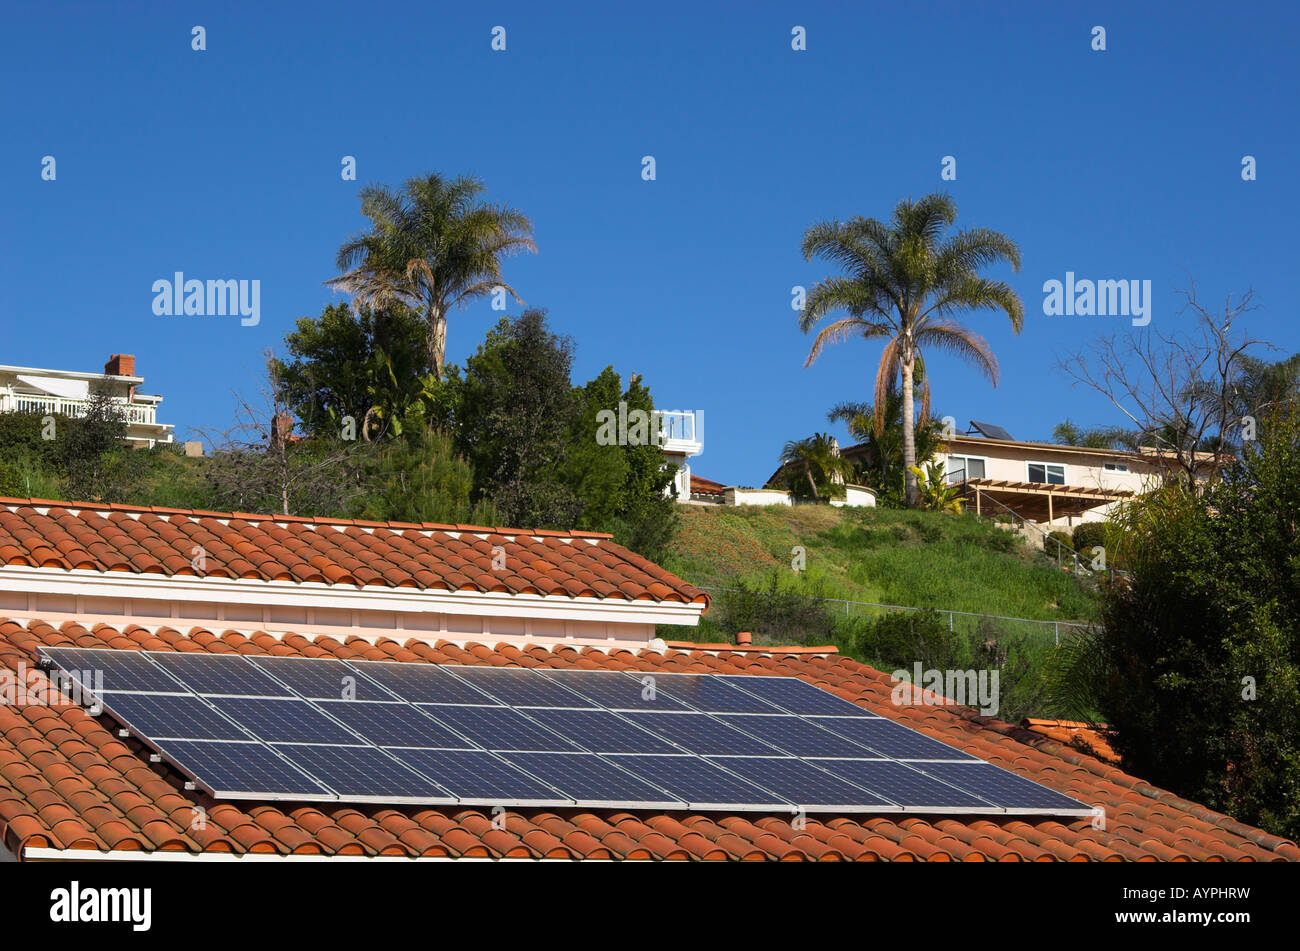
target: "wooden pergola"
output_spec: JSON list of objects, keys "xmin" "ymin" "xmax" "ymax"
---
[{"xmin": 959, "ymin": 478, "xmax": 1133, "ymax": 523}]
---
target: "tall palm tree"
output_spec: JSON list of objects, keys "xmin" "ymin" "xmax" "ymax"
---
[
  {"xmin": 775, "ymin": 433, "xmax": 856, "ymax": 500},
  {"xmin": 327, "ymin": 173, "xmax": 537, "ymax": 380},
  {"xmin": 799, "ymin": 194, "xmax": 1023, "ymax": 505}
]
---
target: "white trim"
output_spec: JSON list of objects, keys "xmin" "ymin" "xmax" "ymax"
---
[
  {"xmin": 1024, "ymin": 460, "xmax": 1067, "ymax": 485},
  {"xmin": 0, "ymin": 564, "xmax": 705, "ymax": 626},
  {"xmin": 943, "ymin": 452, "xmax": 988, "ymax": 482},
  {"xmin": 21, "ymin": 846, "xmax": 581, "ymax": 863}
]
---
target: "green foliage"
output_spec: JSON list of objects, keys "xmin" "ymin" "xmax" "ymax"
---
[
  {"xmin": 456, "ymin": 309, "xmax": 582, "ymax": 528},
  {"xmin": 708, "ymin": 572, "xmax": 837, "ymax": 646},
  {"xmin": 1071, "ymin": 522, "xmax": 1109, "ymax": 554},
  {"xmin": 773, "ymin": 433, "xmax": 854, "ymax": 500},
  {"xmin": 0, "ymin": 460, "xmax": 22, "ymax": 496},
  {"xmin": 1058, "ymin": 406, "xmax": 1300, "ymax": 839},
  {"xmin": 356, "ymin": 425, "xmax": 495, "ymax": 525},
  {"xmin": 855, "ymin": 609, "xmax": 969, "ymax": 672},
  {"xmin": 907, "ymin": 461, "xmax": 963, "ymax": 513},
  {"xmin": 272, "ymin": 302, "xmax": 430, "ymax": 439},
  {"xmin": 1045, "ymin": 530, "xmax": 1073, "ymax": 556}
]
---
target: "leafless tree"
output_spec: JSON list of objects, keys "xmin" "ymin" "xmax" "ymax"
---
[
  {"xmin": 1057, "ymin": 280, "xmax": 1262, "ymax": 484},
  {"xmin": 195, "ymin": 353, "xmax": 370, "ymax": 516}
]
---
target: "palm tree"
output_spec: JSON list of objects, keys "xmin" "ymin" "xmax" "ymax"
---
[
  {"xmin": 327, "ymin": 173, "xmax": 537, "ymax": 380},
  {"xmin": 829, "ymin": 375, "xmax": 945, "ymax": 501},
  {"xmin": 799, "ymin": 194, "xmax": 1023, "ymax": 505},
  {"xmin": 774, "ymin": 433, "xmax": 856, "ymax": 500}
]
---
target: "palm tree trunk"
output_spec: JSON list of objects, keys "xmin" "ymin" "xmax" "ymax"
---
[
  {"xmin": 901, "ymin": 352, "xmax": 918, "ymax": 506},
  {"xmin": 805, "ymin": 463, "xmax": 818, "ymax": 500},
  {"xmin": 428, "ymin": 305, "xmax": 447, "ymax": 380}
]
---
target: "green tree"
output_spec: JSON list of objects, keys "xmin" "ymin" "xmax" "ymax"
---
[
  {"xmin": 773, "ymin": 433, "xmax": 855, "ymax": 500},
  {"xmin": 457, "ymin": 310, "xmax": 581, "ymax": 527},
  {"xmin": 357, "ymin": 425, "xmax": 496, "ymax": 525},
  {"xmin": 327, "ymin": 172, "xmax": 536, "ymax": 380},
  {"xmin": 799, "ymin": 194, "xmax": 1023, "ymax": 505},
  {"xmin": 60, "ymin": 385, "xmax": 140, "ymax": 502},
  {"xmin": 1053, "ymin": 406, "xmax": 1300, "ymax": 839},
  {"xmin": 272, "ymin": 301, "xmax": 430, "ymax": 439}
]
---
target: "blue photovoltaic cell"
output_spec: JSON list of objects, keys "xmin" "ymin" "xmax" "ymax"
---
[
  {"xmin": 159, "ymin": 740, "xmax": 331, "ymax": 798},
  {"xmin": 314, "ymin": 701, "xmax": 476, "ymax": 749},
  {"xmin": 915, "ymin": 762, "xmax": 1091, "ymax": 812},
  {"xmin": 536, "ymin": 670, "xmax": 691, "ymax": 711},
  {"xmin": 387, "ymin": 748, "xmax": 568, "ymax": 803},
  {"xmin": 444, "ymin": 666, "xmax": 598, "ymax": 708},
  {"xmin": 348, "ymin": 661, "xmax": 498, "ymax": 705},
  {"xmin": 41, "ymin": 647, "xmax": 181, "ymax": 694},
  {"xmin": 605, "ymin": 754, "xmax": 790, "ymax": 808},
  {"xmin": 273, "ymin": 744, "xmax": 453, "ymax": 800},
  {"xmin": 152, "ymin": 652, "xmax": 293, "ymax": 697},
  {"xmin": 810, "ymin": 717, "xmax": 979, "ymax": 761},
  {"xmin": 717, "ymin": 714, "xmax": 875, "ymax": 758},
  {"xmin": 419, "ymin": 705, "xmax": 578, "ymax": 752},
  {"xmin": 707, "ymin": 756, "xmax": 894, "ymax": 807},
  {"xmin": 208, "ymin": 697, "xmax": 359, "ymax": 745},
  {"xmin": 812, "ymin": 759, "xmax": 993, "ymax": 808},
  {"xmin": 624, "ymin": 712, "xmax": 781, "ymax": 755},
  {"xmin": 249, "ymin": 656, "xmax": 393, "ymax": 701},
  {"xmin": 651, "ymin": 674, "xmax": 787, "ymax": 713},
  {"xmin": 96, "ymin": 692, "xmax": 249, "ymax": 741},
  {"xmin": 722, "ymin": 676, "xmax": 879, "ymax": 717},
  {"xmin": 522, "ymin": 708, "xmax": 679, "ymax": 754},
  {"xmin": 500, "ymin": 752, "xmax": 681, "ymax": 806}
]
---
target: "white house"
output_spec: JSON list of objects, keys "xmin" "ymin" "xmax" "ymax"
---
[{"xmin": 0, "ymin": 354, "xmax": 174, "ymax": 448}]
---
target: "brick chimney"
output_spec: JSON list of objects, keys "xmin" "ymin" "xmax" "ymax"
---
[{"xmin": 104, "ymin": 354, "xmax": 136, "ymax": 377}]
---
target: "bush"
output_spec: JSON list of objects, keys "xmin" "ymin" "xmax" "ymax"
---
[
  {"xmin": 0, "ymin": 461, "xmax": 22, "ymax": 497},
  {"xmin": 1045, "ymin": 530, "xmax": 1073, "ymax": 555},
  {"xmin": 711, "ymin": 572, "xmax": 835, "ymax": 645},
  {"xmin": 854, "ymin": 609, "xmax": 970, "ymax": 673},
  {"xmin": 1072, "ymin": 522, "xmax": 1109, "ymax": 554}
]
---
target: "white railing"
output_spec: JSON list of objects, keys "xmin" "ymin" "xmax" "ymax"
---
[
  {"xmin": 0, "ymin": 392, "xmax": 157, "ymax": 426},
  {"xmin": 657, "ymin": 410, "xmax": 699, "ymax": 447}
]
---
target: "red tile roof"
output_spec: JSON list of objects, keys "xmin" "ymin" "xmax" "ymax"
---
[
  {"xmin": 2, "ymin": 618, "xmax": 1295, "ymax": 862},
  {"xmin": 1022, "ymin": 719, "xmax": 1120, "ymax": 765},
  {"xmin": 0, "ymin": 497, "xmax": 705, "ymax": 606}
]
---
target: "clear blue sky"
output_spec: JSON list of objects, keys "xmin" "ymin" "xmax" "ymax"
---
[{"xmin": 2, "ymin": 1, "xmax": 1295, "ymax": 485}]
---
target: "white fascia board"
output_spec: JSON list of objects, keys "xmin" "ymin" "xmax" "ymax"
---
[
  {"xmin": 21, "ymin": 846, "xmax": 579, "ymax": 863},
  {"xmin": 0, "ymin": 565, "xmax": 706, "ymax": 626}
]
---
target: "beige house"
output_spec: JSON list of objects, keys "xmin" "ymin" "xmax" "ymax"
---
[
  {"xmin": 0, "ymin": 354, "xmax": 173, "ymax": 448},
  {"xmin": 935, "ymin": 432, "xmax": 1203, "ymax": 528}
]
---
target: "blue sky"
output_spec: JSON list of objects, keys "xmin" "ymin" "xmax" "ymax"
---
[{"xmin": 2, "ymin": 1, "xmax": 1296, "ymax": 485}]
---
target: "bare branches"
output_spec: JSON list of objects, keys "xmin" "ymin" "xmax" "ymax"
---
[{"xmin": 1056, "ymin": 281, "xmax": 1262, "ymax": 483}]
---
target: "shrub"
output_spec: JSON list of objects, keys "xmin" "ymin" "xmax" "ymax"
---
[
  {"xmin": 1045, "ymin": 530, "xmax": 1073, "ymax": 555},
  {"xmin": 1072, "ymin": 522, "xmax": 1109, "ymax": 554},
  {"xmin": 0, "ymin": 461, "xmax": 22, "ymax": 497}
]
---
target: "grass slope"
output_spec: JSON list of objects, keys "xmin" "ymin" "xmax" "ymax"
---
[{"xmin": 660, "ymin": 503, "xmax": 1101, "ymax": 642}]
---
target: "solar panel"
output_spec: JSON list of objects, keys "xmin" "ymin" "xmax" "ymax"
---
[
  {"xmin": 208, "ymin": 697, "xmax": 359, "ymax": 745},
  {"xmin": 418, "ymin": 705, "xmax": 579, "ymax": 752},
  {"xmin": 39, "ymin": 648, "xmax": 1093, "ymax": 816},
  {"xmin": 444, "ymin": 666, "xmax": 599, "ymax": 709},
  {"xmin": 716, "ymin": 714, "xmax": 876, "ymax": 758},
  {"xmin": 722, "ymin": 676, "xmax": 882, "ymax": 717},
  {"xmin": 42, "ymin": 646, "xmax": 181, "ymax": 695},
  {"xmin": 314, "ymin": 701, "xmax": 476, "ymax": 749},
  {"xmin": 707, "ymin": 756, "xmax": 895, "ymax": 809},
  {"xmin": 97, "ymin": 692, "xmax": 250, "ymax": 741},
  {"xmin": 499, "ymin": 752, "xmax": 682, "ymax": 807},
  {"xmin": 810, "ymin": 716, "xmax": 980, "ymax": 761},
  {"xmin": 536, "ymin": 669, "xmax": 691, "ymax": 711},
  {"xmin": 159, "ymin": 740, "xmax": 333, "ymax": 799},
  {"xmin": 971, "ymin": 420, "xmax": 1014, "ymax": 441},
  {"xmin": 347, "ymin": 661, "xmax": 497, "ymax": 705},
  {"xmin": 647, "ymin": 673, "xmax": 787, "ymax": 713},
  {"xmin": 272, "ymin": 744, "xmax": 454, "ymax": 801},
  {"xmin": 153, "ymin": 653, "xmax": 293, "ymax": 697},
  {"xmin": 386, "ymin": 748, "xmax": 570, "ymax": 805},
  {"xmin": 624, "ymin": 711, "xmax": 782, "ymax": 755},
  {"xmin": 521, "ymin": 708, "xmax": 679, "ymax": 754},
  {"xmin": 249, "ymin": 656, "xmax": 392, "ymax": 701},
  {"xmin": 811, "ymin": 759, "xmax": 993, "ymax": 809}
]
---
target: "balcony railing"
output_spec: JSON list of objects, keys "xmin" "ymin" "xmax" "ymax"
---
[
  {"xmin": 0, "ymin": 392, "xmax": 158, "ymax": 427},
  {"xmin": 657, "ymin": 410, "xmax": 700, "ymax": 450}
]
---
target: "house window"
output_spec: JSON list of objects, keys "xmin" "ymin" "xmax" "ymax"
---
[
  {"xmin": 1103, "ymin": 462, "xmax": 1129, "ymax": 472},
  {"xmin": 1027, "ymin": 462, "xmax": 1065, "ymax": 485},
  {"xmin": 945, "ymin": 455, "xmax": 986, "ymax": 483}
]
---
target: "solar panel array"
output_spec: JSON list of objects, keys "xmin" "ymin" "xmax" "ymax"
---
[{"xmin": 40, "ymin": 647, "xmax": 1092, "ymax": 816}]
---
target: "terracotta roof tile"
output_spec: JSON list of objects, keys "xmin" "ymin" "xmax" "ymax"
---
[{"xmin": 0, "ymin": 615, "xmax": 1296, "ymax": 861}]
